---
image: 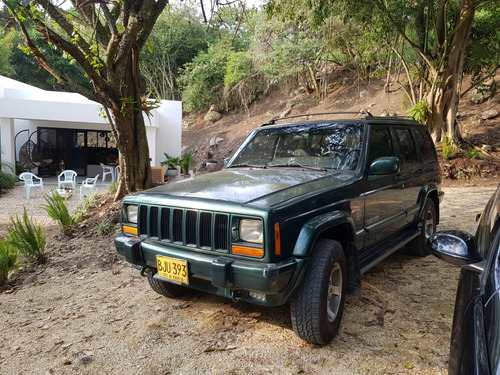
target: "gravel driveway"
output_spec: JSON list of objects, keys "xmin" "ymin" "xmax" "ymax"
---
[{"xmin": 0, "ymin": 185, "xmax": 497, "ymax": 374}]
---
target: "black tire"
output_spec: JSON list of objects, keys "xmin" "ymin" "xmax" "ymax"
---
[
  {"xmin": 290, "ymin": 239, "xmax": 346, "ymax": 345},
  {"xmin": 406, "ymin": 199, "xmax": 436, "ymax": 256},
  {"xmin": 147, "ymin": 271, "xmax": 188, "ymax": 298}
]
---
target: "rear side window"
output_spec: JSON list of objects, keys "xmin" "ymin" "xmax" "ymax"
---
[
  {"xmin": 413, "ymin": 128, "xmax": 437, "ymax": 162},
  {"xmin": 394, "ymin": 129, "xmax": 418, "ymax": 165},
  {"xmin": 368, "ymin": 128, "xmax": 394, "ymax": 165}
]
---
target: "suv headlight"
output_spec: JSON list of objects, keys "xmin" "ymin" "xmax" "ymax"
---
[
  {"xmin": 239, "ymin": 219, "xmax": 263, "ymax": 244},
  {"xmin": 126, "ymin": 205, "xmax": 138, "ymax": 223}
]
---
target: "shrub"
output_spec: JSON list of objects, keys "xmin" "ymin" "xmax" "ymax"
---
[
  {"xmin": 464, "ymin": 147, "xmax": 484, "ymax": 160},
  {"xmin": 0, "ymin": 239, "xmax": 18, "ymax": 285},
  {"xmin": 408, "ymin": 101, "xmax": 432, "ymax": 123},
  {"xmin": 107, "ymin": 181, "xmax": 118, "ymax": 193},
  {"xmin": 442, "ymin": 135, "xmax": 454, "ymax": 160},
  {"xmin": 0, "ymin": 163, "xmax": 17, "ymax": 193},
  {"xmin": 72, "ymin": 193, "xmax": 98, "ymax": 223},
  {"xmin": 41, "ymin": 192, "xmax": 75, "ymax": 234},
  {"xmin": 92, "ymin": 219, "xmax": 114, "ymax": 235},
  {"xmin": 7, "ymin": 207, "xmax": 46, "ymax": 264}
]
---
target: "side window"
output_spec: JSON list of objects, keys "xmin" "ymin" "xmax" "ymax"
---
[
  {"xmin": 394, "ymin": 129, "xmax": 418, "ymax": 166},
  {"xmin": 413, "ymin": 128, "xmax": 437, "ymax": 162},
  {"xmin": 368, "ymin": 128, "xmax": 394, "ymax": 165}
]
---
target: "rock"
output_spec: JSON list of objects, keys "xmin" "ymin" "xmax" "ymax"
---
[
  {"xmin": 471, "ymin": 89, "xmax": 487, "ymax": 104},
  {"xmin": 209, "ymin": 136, "xmax": 224, "ymax": 147},
  {"xmin": 204, "ymin": 105, "xmax": 222, "ymax": 123},
  {"xmin": 481, "ymin": 109, "xmax": 498, "ymax": 120}
]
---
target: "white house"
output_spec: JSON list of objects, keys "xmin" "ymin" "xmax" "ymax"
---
[{"xmin": 0, "ymin": 75, "xmax": 182, "ymax": 177}]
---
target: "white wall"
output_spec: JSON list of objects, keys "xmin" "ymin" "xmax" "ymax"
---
[{"xmin": 0, "ymin": 75, "xmax": 182, "ymax": 173}]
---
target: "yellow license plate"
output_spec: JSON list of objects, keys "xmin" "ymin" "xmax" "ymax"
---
[{"xmin": 156, "ymin": 255, "xmax": 189, "ymax": 285}]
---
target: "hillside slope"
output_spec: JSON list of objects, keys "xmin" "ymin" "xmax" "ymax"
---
[{"xmin": 182, "ymin": 68, "xmax": 500, "ymax": 186}]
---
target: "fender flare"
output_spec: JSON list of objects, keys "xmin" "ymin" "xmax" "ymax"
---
[{"xmin": 292, "ymin": 211, "xmax": 356, "ymax": 258}]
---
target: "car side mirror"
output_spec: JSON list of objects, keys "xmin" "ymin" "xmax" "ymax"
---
[
  {"xmin": 368, "ymin": 156, "xmax": 399, "ymax": 175},
  {"xmin": 426, "ymin": 230, "xmax": 483, "ymax": 266}
]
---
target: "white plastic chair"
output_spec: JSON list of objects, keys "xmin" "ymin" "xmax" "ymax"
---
[
  {"xmin": 58, "ymin": 170, "xmax": 77, "ymax": 190},
  {"xmin": 115, "ymin": 165, "xmax": 121, "ymax": 182},
  {"xmin": 19, "ymin": 172, "xmax": 44, "ymax": 199},
  {"xmin": 100, "ymin": 163, "xmax": 115, "ymax": 182},
  {"xmin": 80, "ymin": 174, "xmax": 99, "ymax": 200}
]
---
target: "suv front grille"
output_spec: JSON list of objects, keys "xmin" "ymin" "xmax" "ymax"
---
[{"xmin": 138, "ymin": 205, "xmax": 229, "ymax": 252}]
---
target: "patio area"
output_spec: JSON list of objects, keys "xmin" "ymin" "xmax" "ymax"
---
[{"xmin": 0, "ymin": 176, "xmax": 115, "ymax": 225}]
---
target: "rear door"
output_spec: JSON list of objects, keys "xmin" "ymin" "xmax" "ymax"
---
[
  {"xmin": 362, "ymin": 126, "xmax": 407, "ymax": 250},
  {"xmin": 392, "ymin": 127, "xmax": 423, "ymax": 227}
]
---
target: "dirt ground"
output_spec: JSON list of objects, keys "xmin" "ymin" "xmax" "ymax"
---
[
  {"xmin": 1, "ymin": 70, "xmax": 500, "ymax": 374},
  {"xmin": 0, "ymin": 185, "xmax": 497, "ymax": 375}
]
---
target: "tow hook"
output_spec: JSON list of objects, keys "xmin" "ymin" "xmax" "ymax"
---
[
  {"xmin": 140, "ymin": 267, "xmax": 149, "ymax": 277},
  {"xmin": 230, "ymin": 290, "xmax": 241, "ymax": 302}
]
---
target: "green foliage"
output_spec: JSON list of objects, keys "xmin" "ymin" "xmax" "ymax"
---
[
  {"xmin": 179, "ymin": 152, "xmax": 194, "ymax": 175},
  {"xmin": 442, "ymin": 135, "xmax": 454, "ymax": 160},
  {"xmin": 7, "ymin": 207, "xmax": 46, "ymax": 264},
  {"xmin": 72, "ymin": 193, "xmax": 99, "ymax": 223},
  {"xmin": 0, "ymin": 30, "xmax": 16, "ymax": 77},
  {"xmin": 408, "ymin": 101, "xmax": 432, "ymax": 123},
  {"xmin": 161, "ymin": 153, "xmax": 182, "ymax": 170},
  {"xmin": 107, "ymin": 181, "xmax": 118, "ymax": 193},
  {"xmin": 464, "ymin": 5, "xmax": 500, "ymax": 77},
  {"xmin": 0, "ymin": 239, "xmax": 18, "ymax": 285},
  {"xmin": 41, "ymin": 192, "xmax": 75, "ymax": 234},
  {"xmin": 92, "ymin": 219, "xmax": 114, "ymax": 235},
  {"xmin": 464, "ymin": 147, "xmax": 484, "ymax": 160},
  {"xmin": 141, "ymin": 5, "xmax": 214, "ymax": 100},
  {"xmin": 161, "ymin": 152, "xmax": 193, "ymax": 174},
  {"xmin": 0, "ymin": 162, "xmax": 17, "ymax": 193},
  {"xmin": 179, "ymin": 40, "xmax": 235, "ymax": 112}
]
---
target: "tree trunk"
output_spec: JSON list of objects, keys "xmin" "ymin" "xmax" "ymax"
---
[
  {"xmin": 103, "ymin": 47, "xmax": 153, "ymax": 199},
  {"xmin": 426, "ymin": 0, "xmax": 476, "ymax": 142},
  {"xmin": 112, "ymin": 110, "xmax": 152, "ymax": 198}
]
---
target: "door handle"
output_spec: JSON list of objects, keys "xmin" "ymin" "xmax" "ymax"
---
[{"xmin": 394, "ymin": 174, "xmax": 405, "ymax": 181}]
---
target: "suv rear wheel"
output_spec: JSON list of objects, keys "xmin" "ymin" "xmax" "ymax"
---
[
  {"xmin": 290, "ymin": 238, "xmax": 346, "ymax": 345},
  {"xmin": 147, "ymin": 271, "xmax": 188, "ymax": 298},
  {"xmin": 406, "ymin": 199, "xmax": 436, "ymax": 256}
]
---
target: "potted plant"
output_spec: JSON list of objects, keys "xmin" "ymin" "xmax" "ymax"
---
[{"xmin": 161, "ymin": 153, "xmax": 181, "ymax": 178}]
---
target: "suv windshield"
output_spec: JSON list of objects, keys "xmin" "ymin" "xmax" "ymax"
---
[{"xmin": 228, "ymin": 123, "xmax": 364, "ymax": 171}]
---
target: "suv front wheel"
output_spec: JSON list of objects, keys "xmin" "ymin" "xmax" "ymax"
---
[{"xmin": 290, "ymin": 238, "xmax": 346, "ymax": 345}]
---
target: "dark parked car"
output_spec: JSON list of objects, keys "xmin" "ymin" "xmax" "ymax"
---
[
  {"xmin": 116, "ymin": 112, "xmax": 443, "ymax": 345},
  {"xmin": 427, "ymin": 185, "xmax": 500, "ymax": 375}
]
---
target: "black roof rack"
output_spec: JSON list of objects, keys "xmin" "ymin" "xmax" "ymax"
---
[{"xmin": 262, "ymin": 111, "xmax": 373, "ymax": 126}]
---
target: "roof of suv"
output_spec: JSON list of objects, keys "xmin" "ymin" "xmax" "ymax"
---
[{"xmin": 262, "ymin": 112, "xmax": 423, "ymax": 128}]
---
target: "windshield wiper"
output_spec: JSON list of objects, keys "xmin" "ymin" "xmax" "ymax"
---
[
  {"xmin": 227, "ymin": 163, "xmax": 267, "ymax": 169},
  {"xmin": 268, "ymin": 163, "xmax": 330, "ymax": 171}
]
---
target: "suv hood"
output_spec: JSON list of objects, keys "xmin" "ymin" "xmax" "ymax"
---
[{"xmin": 135, "ymin": 169, "xmax": 356, "ymax": 207}]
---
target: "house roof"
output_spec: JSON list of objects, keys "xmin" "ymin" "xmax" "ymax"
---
[{"xmin": 0, "ymin": 75, "xmax": 105, "ymax": 123}]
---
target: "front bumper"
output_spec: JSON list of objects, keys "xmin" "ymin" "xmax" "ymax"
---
[{"xmin": 115, "ymin": 235, "xmax": 306, "ymax": 306}]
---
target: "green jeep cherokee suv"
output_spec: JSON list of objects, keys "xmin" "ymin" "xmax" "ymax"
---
[{"xmin": 115, "ymin": 113, "xmax": 443, "ymax": 345}]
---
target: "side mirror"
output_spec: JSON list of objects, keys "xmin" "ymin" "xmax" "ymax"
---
[
  {"xmin": 222, "ymin": 158, "xmax": 230, "ymax": 168},
  {"xmin": 368, "ymin": 156, "xmax": 399, "ymax": 175},
  {"xmin": 426, "ymin": 230, "xmax": 482, "ymax": 266}
]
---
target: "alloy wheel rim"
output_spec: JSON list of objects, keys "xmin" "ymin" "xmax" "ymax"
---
[
  {"xmin": 327, "ymin": 262, "xmax": 342, "ymax": 323},
  {"xmin": 424, "ymin": 209, "xmax": 435, "ymax": 239}
]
